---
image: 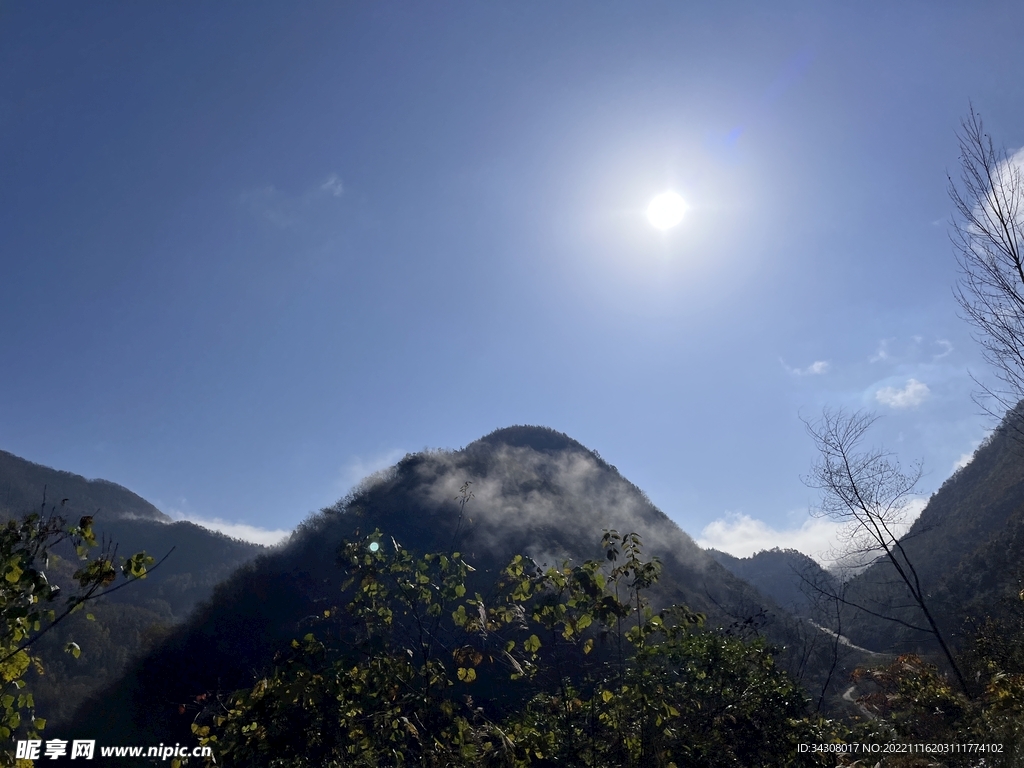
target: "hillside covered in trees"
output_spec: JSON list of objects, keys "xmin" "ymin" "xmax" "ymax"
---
[
  {"xmin": 3, "ymin": 421, "xmax": 1024, "ymax": 765},
  {"xmin": 0, "ymin": 449, "xmax": 266, "ymax": 728}
]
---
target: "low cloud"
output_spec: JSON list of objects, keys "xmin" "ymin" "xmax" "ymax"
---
[
  {"xmin": 875, "ymin": 378, "xmax": 929, "ymax": 409},
  {"xmin": 412, "ymin": 443, "xmax": 709, "ymax": 567},
  {"xmin": 697, "ymin": 513, "xmax": 844, "ymax": 564},
  {"xmin": 166, "ymin": 508, "xmax": 291, "ymax": 546},
  {"xmin": 698, "ymin": 499, "xmax": 927, "ymax": 566}
]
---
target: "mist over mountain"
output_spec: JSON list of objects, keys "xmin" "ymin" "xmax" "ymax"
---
[{"xmin": 67, "ymin": 425, "xmax": 846, "ymax": 748}]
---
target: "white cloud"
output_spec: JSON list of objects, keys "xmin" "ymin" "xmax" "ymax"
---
[
  {"xmin": 165, "ymin": 507, "xmax": 291, "ymax": 546},
  {"xmin": 781, "ymin": 359, "xmax": 830, "ymax": 376},
  {"xmin": 875, "ymin": 378, "xmax": 930, "ymax": 409},
  {"xmin": 869, "ymin": 338, "xmax": 892, "ymax": 363},
  {"xmin": 320, "ymin": 174, "xmax": 344, "ymax": 197},
  {"xmin": 987, "ymin": 148, "xmax": 1024, "ymax": 228},
  {"xmin": 698, "ymin": 500, "xmax": 927, "ymax": 567},
  {"xmin": 239, "ymin": 173, "xmax": 346, "ymax": 228},
  {"xmin": 697, "ymin": 512, "xmax": 844, "ymax": 564},
  {"xmin": 952, "ymin": 436, "xmax": 984, "ymax": 472},
  {"xmin": 934, "ymin": 339, "xmax": 954, "ymax": 359}
]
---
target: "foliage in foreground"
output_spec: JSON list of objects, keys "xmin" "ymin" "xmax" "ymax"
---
[
  {"xmin": 0, "ymin": 505, "xmax": 153, "ymax": 767},
  {"xmin": 846, "ymin": 651, "xmax": 1024, "ymax": 766},
  {"xmin": 194, "ymin": 525, "xmax": 845, "ymax": 767}
]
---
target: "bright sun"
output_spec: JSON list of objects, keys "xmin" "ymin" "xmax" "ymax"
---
[{"xmin": 646, "ymin": 191, "xmax": 689, "ymax": 230}]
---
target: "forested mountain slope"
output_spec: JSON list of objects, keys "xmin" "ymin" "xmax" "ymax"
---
[
  {"xmin": 67, "ymin": 425, "xmax": 845, "ymax": 749},
  {"xmin": 708, "ymin": 547, "xmax": 837, "ymax": 617},
  {"xmin": 841, "ymin": 408, "xmax": 1024, "ymax": 654},
  {"xmin": 0, "ymin": 448, "xmax": 265, "ymax": 725},
  {"xmin": 0, "ymin": 448, "xmax": 169, "ymax": 523}
]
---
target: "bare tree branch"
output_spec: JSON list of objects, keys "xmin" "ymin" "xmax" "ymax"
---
[
  {"xmin": 950, "ymin": 106, "xmax": 1024, "ymax": 422},
  {"xmin": 803, "ymin": 408, "xmax": 968, "ymax": 693}
]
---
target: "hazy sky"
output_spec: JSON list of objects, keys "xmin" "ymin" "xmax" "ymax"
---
[{"xmin": 3, "ymin": 2, "xmax": 1022, "ymax": 555}]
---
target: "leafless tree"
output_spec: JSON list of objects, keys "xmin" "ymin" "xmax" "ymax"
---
[
  {"xmin": 803, "ymin": 408, "xmax": 967, "ymax": 693},
  {"xmin": 950, "ymin": 107, "xmax": 1024, "ymax": 420}
]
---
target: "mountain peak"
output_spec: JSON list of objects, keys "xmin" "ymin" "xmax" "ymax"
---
[{"xmin": 472, "ymin": 425, "xmax": 590, "ymax": 455}]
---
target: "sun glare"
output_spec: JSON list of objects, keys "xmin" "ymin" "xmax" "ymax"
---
[{"xmin": 646, "ymin": 191, "xmax": 688, "ymax": 230}]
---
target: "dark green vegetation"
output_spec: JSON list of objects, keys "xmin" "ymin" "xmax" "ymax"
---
[
  {"xmin": 191, "ymin": 529, "xmax": 841, "ymax": 767},
  {"xmin": 3, "ymin": 416, "xmax": 1024, "ymax": 765},
  {"xmin": 0, "ymin": 450, "xmax": 265, "ymax": 730},
  {"xmin": 63, "ymin": 426, "xmax": 861, "ymax": 762},
  {"xmin": 708, "ymin": 548, "xmax": 835, "ymax": 617},
  {"xmin": 0, "ymin": 504, "xmax": 154, "ymax": 767}
]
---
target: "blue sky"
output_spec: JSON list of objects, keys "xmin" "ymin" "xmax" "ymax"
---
[{"xmin": 1, "ymin": 2, "xmax": 1020, "ymax": 555}]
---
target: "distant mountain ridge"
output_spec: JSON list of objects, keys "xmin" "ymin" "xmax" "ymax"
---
[
  {"xmin": 0, "ymin": 448, "xmax": 170, "ymax": 523},
  {"xmin": 0, "ymin": 446, "xmax": 265, "ymax": 726},
  {"xmin": 707, "ymin": 548, "xmax": 836, "ymax": 617}
]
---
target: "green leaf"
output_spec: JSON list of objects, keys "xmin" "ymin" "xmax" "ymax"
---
[
  {"xmin": 524, "ymin": 634, "xmax": 541, "ymax": 654},
  {"xmin": 65, "ymin": 642, "xmax": 81, "ymax": 659}
]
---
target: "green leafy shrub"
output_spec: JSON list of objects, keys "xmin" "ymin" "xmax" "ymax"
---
[
  {"xmin": 0, "ymin": 507, "xmax": 152, "ymax": 767},
  {"xmin": 195, "ymin": 527, "xmax": 842, "ymax": 767}
]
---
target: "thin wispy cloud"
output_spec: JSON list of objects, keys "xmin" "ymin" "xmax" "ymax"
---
[
  {"xmin": 869, "ymin": 338, "xmax": 893, "ymax": 363},
  {"xmin": 934, "ymin": 339, "xmax": 954, "ymax": 359},
  {"xmin": 416, "ymin": 444, "xmax": 710, "ymax": 567},
  {"xmin": 239, "ymin": 172, "xmax": 346, "ymax": 228},
  {"xmin": 875, "ymin": 378, "xmax": 930, "ymax": 409},
  {"xmin": 320, "ymin": 174, "xmax": 344, "ymax": 197},
  {"xmin": 782, "ymin": 359, "xmax": 830, "ymax": 376}
]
